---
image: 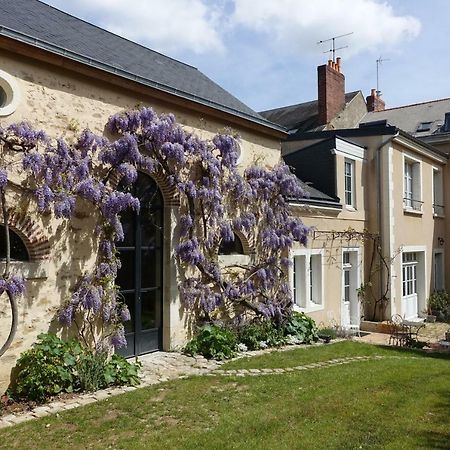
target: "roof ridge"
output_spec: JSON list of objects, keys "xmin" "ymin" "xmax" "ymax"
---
[
  {"xmin": 260, "ymin": 91, "xmax": 360, "ymax": 114},
  {"xmin": 378, "ymin": 96, "xmax": 450, "ymax": 112},
  {"xmin": 37, "ymin": 0, "xmax": 198, "ymax": 71}
]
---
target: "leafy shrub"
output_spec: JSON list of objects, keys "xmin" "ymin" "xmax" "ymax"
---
[
  {"xmin": 10, "ymin": 333, "xmax": 82, "ymax": 402},
  {"xmin": 428, "ymin": 291, "xmax": 450, "ymax": 321},
  {"xmin": 317, "ymin": 327, "xmax": 337, "ymax": 340},
  {"xmin": 183, "ymin": 324, "xmax": 237, "ymax": 360},
  {"xmin": 104, "ymin": 354, "xmax": 141, "ymax": 386},
  {"xmin": 77, "ymin": 352, "xmax": 108, "ymax": 392},
  {"xmin": 9, "ymin": 333, "xmax": 141, "ymax": 402},
  {"xmin": 238, "ymin": 320, "xmax": 287, "ymax": 350},
  {"xmin": 283, "ymin": 312, "xmax": 318, "ymax": 343}
]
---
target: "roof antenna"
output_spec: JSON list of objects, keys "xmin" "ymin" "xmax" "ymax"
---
[
  {"xmin": 317, "ymin": 32, "xmax": 353, "ymax": 62},
  {"xmin": 376, "ymin": 56, "xmax": 390, "ymax": 96}
]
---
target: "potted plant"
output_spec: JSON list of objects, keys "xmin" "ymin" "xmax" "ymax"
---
[
  {"xmin": 423, "ymin": 307, "xmax": 436, "ymax": 323},
  {"xmin": 445, "ymin": 329, "xmax": 450, "ymax": 342},
  {"xmin": 428, "ymin": 291, "xmax": 450, "ymax": 322}
]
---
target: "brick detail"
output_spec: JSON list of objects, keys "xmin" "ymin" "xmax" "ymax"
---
[
  {"xmin": 110, "ymin": 167, "xmax": 180, "ymax": 207},
  {"xmin": 235, "ymin": 229, "xmax": 255, "ymax": 255},
  {"xmin": 366, "ymin": 89, "xmax": 385, "ymax": 112},
  {"xmin": 0, "ymin": 211, "xmax": 50, "ymax": 261},
  {"xmin": 317, "ymin": 60, "xmax": 345, "ymax": 125}
]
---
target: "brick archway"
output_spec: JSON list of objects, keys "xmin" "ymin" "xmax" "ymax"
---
[
  {"xmin": 110, "ymin": 166, "xmax": 180, "ymax": 207},
  {"xmin": 0, "ymin": 211, "xmax": 50, "ymax": 261}
]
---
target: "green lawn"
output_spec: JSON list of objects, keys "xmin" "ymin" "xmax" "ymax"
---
[{"xmin": 1, "ymin": 342, "xmax": 449, "ymax": 450}]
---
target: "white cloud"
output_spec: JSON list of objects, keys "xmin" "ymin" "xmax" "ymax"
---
[
  {"xmin": 43, "ymin": 0, "xmax": 226, "ymax": 55},
  {"xmin": 232, "ymin": 0, "xmax": 421, "ymax": 57}
]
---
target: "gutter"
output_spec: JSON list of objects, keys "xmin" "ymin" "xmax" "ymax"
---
[
  {"xmin": 376, "ymin": 131, "xmax": 399, "ymax": 318},
  {"xmin": 288, "ymin": 198, "xmax": 343, "ymax": 210},
  {"xmin": 0, "ymin": 25, "xmax": 286, "ymax": 134}
]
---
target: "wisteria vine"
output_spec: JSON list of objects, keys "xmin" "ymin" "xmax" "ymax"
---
[{"xmin": 0, "ymin": 107, "xmax": 309, "ymax": 352}]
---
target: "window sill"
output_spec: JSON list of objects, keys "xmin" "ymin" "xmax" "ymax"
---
[
  {"xmin": 293, "ymin": 303, "xmax": 324, "ymax": 314},
  {"xmin": 403, "ymin": 208, "xmax": 423, "ymax": 216},
  {"xmin": 433, "ymin": 213, "xmax": 445, "ymax": 219},
  {"xmin": 218, "ymin": 254, "xmax": 250, "ymax": 267},
  {"xmin": 0, "ymin": 261, "xmax": 49, "ymax": 280},
  {"xmin": 345, "ymin": 205, "xmax": 357, "ymax": 212}
]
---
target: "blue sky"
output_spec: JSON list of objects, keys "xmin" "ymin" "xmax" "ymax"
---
[{"xmin": 42, "ymin": 0, "xmax": 449, "ymax": 112}]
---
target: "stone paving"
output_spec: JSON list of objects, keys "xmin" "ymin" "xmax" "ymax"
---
[{"xmin": 0, "ymin": 333, "xmax": 444, "ymax": 430}]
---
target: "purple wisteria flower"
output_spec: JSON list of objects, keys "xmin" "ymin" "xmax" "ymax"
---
[{"xmin": 0, "ymin": 168, "xmax": 7, "ymax": 189}]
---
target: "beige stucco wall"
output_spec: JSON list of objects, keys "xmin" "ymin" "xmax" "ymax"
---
[
  {"xmin": 0, "ymin": 49, "xmax": 283, "ymax": 393},
  {"xmin": 389, "ymin": 142, "xmax": 446, "ymax": 317}
]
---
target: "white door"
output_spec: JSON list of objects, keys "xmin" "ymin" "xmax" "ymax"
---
[
  {"xmin": 402, "ymin": 253, "xmax": 418, "ymax": 319},
  {"xmin": 342, "ymin": 251, "xmax": 360, "ymax": 328}
]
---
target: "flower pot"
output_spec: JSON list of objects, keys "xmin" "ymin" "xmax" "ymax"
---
[{"xmin": 319, "ymin": 335, "xmax": 331, "ymax": 344}]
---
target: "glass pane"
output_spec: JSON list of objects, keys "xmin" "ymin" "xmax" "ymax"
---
[
  {"xmin": 141, "ymin": 248, "xmax": 162, "ymax": 288},
  {"xmin": 119, "ymin": 208, "xmax": 135, "ymax": 247},
  {"xmin": 120, "ymin": 292, "xmax": 136, "ymax": 333},
  {"xmin": 140, "ymin": 209, "xmax": 163, "ymax": 248},
  {"xmin": 116, "ymin": 249, "xmax": 135, "ymax": 290},
  {"xmin": 0, "ymin": 226, "xmax": 30, "ymax": 261},
  {"xmin": 141, "ymin": 289, "xmax": 162, "ymax": 331}
]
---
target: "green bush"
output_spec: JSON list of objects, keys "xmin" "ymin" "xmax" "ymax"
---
[
  {"xmin": 77, "ymin": 352, "xmax": 108, "ymax": 392},
  {"xmin": 317, "ymin": 327, "xmax": 337, "ymax": 340},
  {"xmin": 183, "ymin": 324, "xmax": 237, "ymax": 360},
  {"xmin": 104, "ymin": 354, "xmax": 141, "ymax": 386},
  {"xmin": 238, "ymin": 320, "xmax": 287, "ymax": 350},
  {"xmin": 282, "ymin": 312, "xmax": 318, "ymax": 343},
  {"xmin": 10, "ymin": 333, "xmax": 82, "ymax": 402},
  {"xmin": 428, "ymin": 291, "xmax": 450, "ymax": 321},
  {"xmin": 9, "ymin": 333, "xmax": 141, "ymax": 402}
]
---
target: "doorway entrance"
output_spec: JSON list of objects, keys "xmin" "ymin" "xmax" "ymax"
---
[
  {"xmin": 341, "ymin": 250, "xmax": 360, "ymax": 329},
  {"xmin": 116, "ymin": 172, "xmax": 164, "ymax": 357}
]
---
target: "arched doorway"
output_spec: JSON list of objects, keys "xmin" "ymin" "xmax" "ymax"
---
[{"xmin": 116, "ymin": 172, "xmax": 164, "ymax": 357}]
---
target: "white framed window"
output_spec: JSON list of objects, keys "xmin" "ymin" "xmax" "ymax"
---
[
  {"xmin": 432, "ymin": 167, "xmax": 444, "ymax": 216},
  {"xmin": 291, "ymin": 249, "xmax": 323, "ymax": 312},
  {"xmin": 433, "ymin": 250, "xmax": 445, "ymax": 291},
  {"xmin": 344, "ymin": 158, "xmax": 355, "ymax": 208},
  {"xmin": 403, "ymin": 155, "xmax": 422, "ymax": 212}
]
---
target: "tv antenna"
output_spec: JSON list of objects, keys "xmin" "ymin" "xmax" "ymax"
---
[
  {"xmin": 376, "ymin": 56, "xmax": 390, "ymax": 95},
  {"xmin": 317, "ymin": 32, "xmax": 353, "ymax": 62}
]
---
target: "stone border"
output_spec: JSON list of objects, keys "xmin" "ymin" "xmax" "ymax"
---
[{"xmin": 210, "ymin": 355, "xmax": 420, "ymax": 377}]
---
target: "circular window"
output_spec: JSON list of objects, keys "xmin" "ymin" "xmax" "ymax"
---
[
  {"xmin": 0, "ymin": 86, "xmax": 6, "ymax": 108},
  {"xmin": 0, "ymin": 70, "xmax": 20, "ymax": 117}
]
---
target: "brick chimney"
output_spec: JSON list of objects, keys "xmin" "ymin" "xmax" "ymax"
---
[
  {"xmin": 317, "ymin": 57, "xmax": 345, "ymax": 125},
  {"xmin": 366, "ymin": 88, "xmax": 385, "ymax": 112}
]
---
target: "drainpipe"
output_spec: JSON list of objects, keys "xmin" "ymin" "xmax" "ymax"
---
[{"xmin": 376, "ymin": 131, "xmax": 399, "ymax": 319}]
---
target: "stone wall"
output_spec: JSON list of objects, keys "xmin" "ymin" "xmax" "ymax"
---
[{"xmin": 0, "ymin": 49, "xmax": 282, "ymax": 393}]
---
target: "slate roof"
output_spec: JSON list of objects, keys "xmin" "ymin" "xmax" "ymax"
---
[
  {"xmin": 259, "ymin": 91, "xmax": 360, "ymax": 133},
  {"xmin": 360, "ymin": 97, "xmax": 450, "ymax": 137},
  {"xmin": 0, "ymin": 0, "xmax": 282, "ymax": 131},
  {"xmin": 298, "ymin": 180, "xmax": 337, "ymax": 203}
]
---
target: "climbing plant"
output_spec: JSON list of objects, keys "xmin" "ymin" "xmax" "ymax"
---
[{"xmin": 0, "ymin": 107, "xmax": 309, "ymax": 353}]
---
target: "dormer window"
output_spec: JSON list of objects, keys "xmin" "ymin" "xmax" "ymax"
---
[{"xmin": 416, "ymin": 122, "xmax": 432, "ymax": 132}]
